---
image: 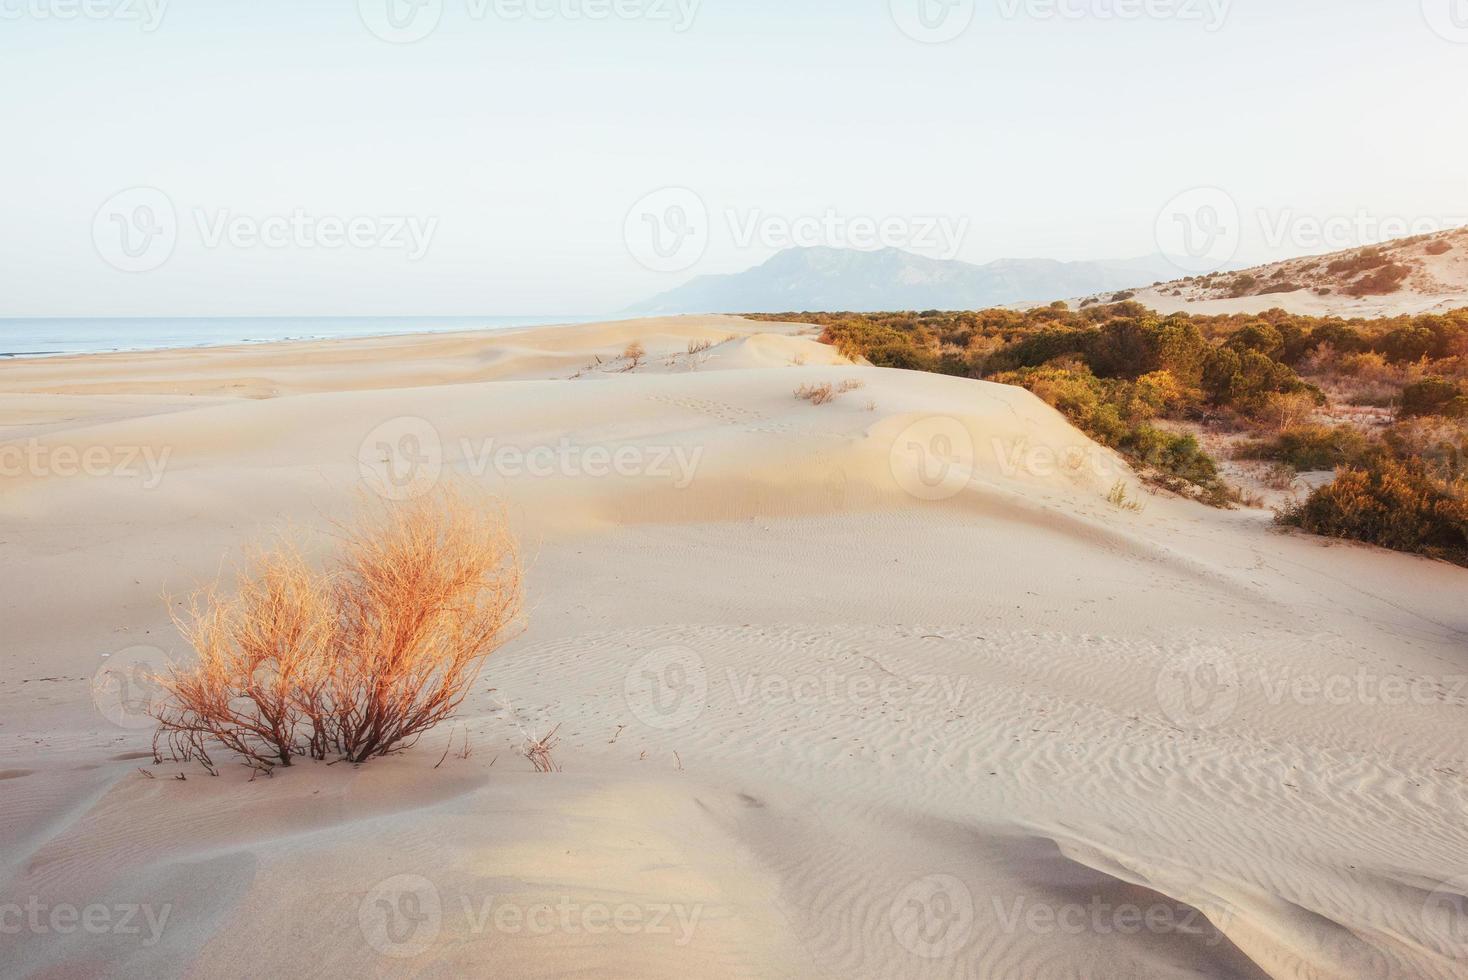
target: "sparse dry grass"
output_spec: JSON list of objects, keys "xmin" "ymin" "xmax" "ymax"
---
[
  {"xmin": 795, "ymin": 382, "xmax": 835, "ymax": 405},
  {"xmin": 1105, "ymin": 481, "xmax": 1144, "ymax": 512},
  {"xmin": 154, "ymin": 491, "xmax": 524, "ymax": 772},
  {"xmin": 795, "ymin": 379, "xmax": 865, "ymax": 406}
]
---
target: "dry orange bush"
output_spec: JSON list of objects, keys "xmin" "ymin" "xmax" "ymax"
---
[{"xmin": 154, "ymin": 492, "xmax": 523, "ymax": 772}]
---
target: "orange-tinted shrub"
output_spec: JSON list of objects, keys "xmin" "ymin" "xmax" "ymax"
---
[{"xmin": 154, "ymin": 492, "xmax": 524, "ymax": 772}]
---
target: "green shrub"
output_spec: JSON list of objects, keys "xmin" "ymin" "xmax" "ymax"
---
[
  {"xmin": 1237, "ymin": 425, "xmax": 1370, "ymax": 471},
  {"xmin": 1326, "ymin": 247, "xmax": 1390, "ymax": 276},
  {"xmin": 1279, "ymin": 455, "xmax": 1468, "ymax": 566},
  {"xmin": 1226, "ymin": 321, "xmax": 1285, "ymax": 357},
  {"xmin": 1378, "ymin": 326, "xmax": 1435, "ymax": 363},
  {"xmin": 1228, "ymin": 274, "xmax": 1259, "ymax": 297},
  {"xmin": 1345, "ymin": 263, "xmax": 1411, "ymax": 297},
  {"xmin": 1202, "ymin": 348, "xmax": 1319, "ymax": 417},
  {"xmin": 1123, "ymin": 427, "xmax": 1218, "ymax": 485},
  {"xmin": 1399, "ymin": 377, "xmax": 1468, "ymax": 419}
]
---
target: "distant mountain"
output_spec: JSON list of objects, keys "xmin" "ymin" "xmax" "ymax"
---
[{"xmin": 626, "ymin": 247, "xmax": 1185, "ymax": 314}]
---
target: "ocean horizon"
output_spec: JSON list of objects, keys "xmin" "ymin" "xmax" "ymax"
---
[{"xmin": 0, "ymin": 315, "xmax": 613, "ymax": 358}]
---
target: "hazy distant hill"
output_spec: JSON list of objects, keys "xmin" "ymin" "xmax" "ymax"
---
[{"xmin": 627, "ymin": 247, "xmax": 1184, "ymax": 314}]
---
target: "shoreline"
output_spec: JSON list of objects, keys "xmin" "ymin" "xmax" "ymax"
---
[{"xmin": 0, "ymin": 313, "xmax": 622, "ymax": 361}]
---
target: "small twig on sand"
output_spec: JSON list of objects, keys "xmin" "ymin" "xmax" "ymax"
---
[
  {"xmin": 434, "ymin": 733, "xmax": 454, "ymax": 769},
  {"xmin": 525, "ymin": 725, "xmax": 562, "ymax": 773}
]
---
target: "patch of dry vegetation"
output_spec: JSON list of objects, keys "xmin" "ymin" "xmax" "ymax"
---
[
  {"xmin": 795, "ymin": 379, "xmax": 865, "ymax": 405},
  {"xmin": 153, "ymin": 491, "xmax": 524, "ymax": 773}
]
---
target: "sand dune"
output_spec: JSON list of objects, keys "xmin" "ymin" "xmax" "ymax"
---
[
  {"xmin": 1, "ymin": 316, "xmax": 1465, "ymax": 978},
  {"xmin": 1075, "ymin": 227, "xmax": 1468, "ymax": 318}
]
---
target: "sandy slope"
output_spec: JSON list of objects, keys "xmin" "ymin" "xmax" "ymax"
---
[
  {"xmin": 1072, "ymin": 227, "xmax": 1468, "ymax": 318},
  {"xmin": 1, "ymin": 315, "xmax": 1465, "ymax": 979}
]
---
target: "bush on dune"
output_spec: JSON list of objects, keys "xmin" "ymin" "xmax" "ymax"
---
[
  {"xmin": 1279, "ymin": 453, "xmax": 1468, "ymax": 566},
  {"xmin": 993, "ymin": 363, "xmax": 1221, "ymax": 494},
  {"xmin": 1237, "ymin": 424, "xmax": 1371, "ymax": 472},
  {"xmin": 748, "ymin": 306, "xmax": 1468, "ymax": 542},
  {"xmin": 154, "ymin": 491, "xmax": 524, "ymax": 773},
  {"xmin": 1400, "ymin": 377, "xmax": 1468, "ymax": 419}
]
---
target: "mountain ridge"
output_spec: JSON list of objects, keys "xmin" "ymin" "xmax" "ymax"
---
[{"xmin": 627, "ymin": 246, "xmax": 1185, "ymax": 314}]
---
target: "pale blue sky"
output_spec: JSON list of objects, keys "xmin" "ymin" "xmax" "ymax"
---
[{"xmin": 2, "ymin": 0, "xmax": 1465, "ymax": 315}]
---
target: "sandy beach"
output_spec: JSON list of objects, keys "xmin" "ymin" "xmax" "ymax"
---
[{"xmin": 1, "ymin": 315, "xmax": 1465, "ymax": 978}]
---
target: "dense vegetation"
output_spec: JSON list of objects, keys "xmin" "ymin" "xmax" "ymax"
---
[{"xmin": 749, "ymin": 303, "xmax": 1468, "ymax": 565}]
